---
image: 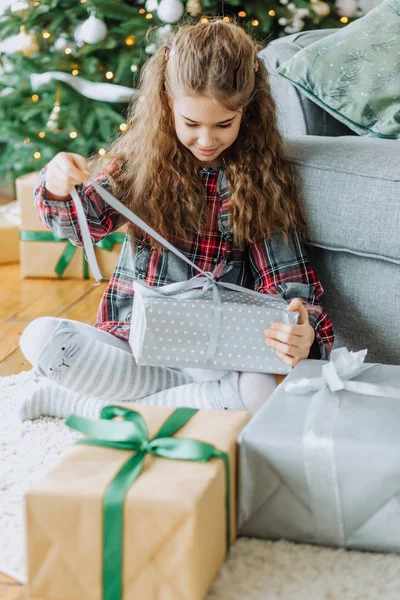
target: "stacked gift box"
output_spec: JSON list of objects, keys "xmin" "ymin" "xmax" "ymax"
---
[{"xmin": 16, "ymin": 171, "xmax": 127, "ymax": 279}]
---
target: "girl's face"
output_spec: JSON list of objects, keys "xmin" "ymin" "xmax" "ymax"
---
[{"xmin": 170, "ymin": 95, "xmax": 243, "ymax": 166}]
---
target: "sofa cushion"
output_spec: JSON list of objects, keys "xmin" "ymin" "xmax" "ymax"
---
[
  {"xmin": 285, "ymin": 136, "xmax": 400, "ymax": 264},
  {"xmin": 277, "ymin": 0, "xmax": 400, "ymax": 139},
  {"xmin": 259, "ymin": 30, "xmax": 355, "ymax": 137}
]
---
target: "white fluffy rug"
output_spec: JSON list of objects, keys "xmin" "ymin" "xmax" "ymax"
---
[{"xmin": 2, "ymin": 372, "xmax": 400, "ymax": 599}]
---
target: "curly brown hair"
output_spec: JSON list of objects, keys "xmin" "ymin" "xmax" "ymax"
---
[{"xmin": 91, "ymin": 18, "xmax": 305, "ymax": 249}]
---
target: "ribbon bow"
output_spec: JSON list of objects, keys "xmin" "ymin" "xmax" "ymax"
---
[
  {"xmin": 66, "ymin": 405, "xmax": 231, "ymax": 600},
  {"xmin": 285, "ymin": 347, "xmax": 400, "ymax": 399}
]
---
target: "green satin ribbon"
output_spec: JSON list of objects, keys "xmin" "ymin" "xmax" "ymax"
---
[
  {"xmin": 66, "ymin": 405, "xmax": 231, "ymax": 600},
  {"xmin": 20, "ymin": 231, "xmax": 125, "ymax": 279}
]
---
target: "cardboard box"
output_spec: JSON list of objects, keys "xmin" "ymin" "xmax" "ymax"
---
[
  {"xmin": 0, "ymin": 200, "xmax": 19, "ymax": 264},
  {"xmin": 26, "ymin": 404, "xmax": 250, "ymax": 600},
  {"xmin": 17, "ymin": 171, "xmax": 127, "ymax": 279}
]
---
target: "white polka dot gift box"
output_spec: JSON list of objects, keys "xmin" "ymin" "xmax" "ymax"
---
[
  {"xmin": 130, "ymin": 276, "xmax": 298, "ymax": 374},
  {"xmin": 69, "ymin": 181, "xmax": 299, "ymax": 374}
]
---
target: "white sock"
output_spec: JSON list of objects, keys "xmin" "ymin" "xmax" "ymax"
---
[{"xmin": 20, "ymin": 382, "xmax": 109, "ymax": 421}]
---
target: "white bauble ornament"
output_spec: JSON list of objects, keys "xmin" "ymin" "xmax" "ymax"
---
[
  {"xmin": 80, "ymin": 15, "xmax": 108, "ymax": 44},
  {"xmin": 145, "ymin": 0, "xmax": 158, "ymax": 11},
  {"xmin": 145, "ymin": 43, "xmax": 157, "ymax": 54},
  {"xmin": 335, "ymin": 0, "xmax": 358, "ymax": 17},
  {"xmin": 74, "ymin": 23, "xmax": 85, "ymax": 47},
  {"xmin": 312, "ymin": 1, "xmax": 330, "ymax": 17},
  {"xmin": 54, "ymin": 35, "xmax": 69, "ymax": 51},
  {"xmin": 157, "ymin": 0, "xmax": 184, "ymax": 23}
]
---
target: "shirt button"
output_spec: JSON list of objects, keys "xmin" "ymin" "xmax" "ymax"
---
[{"xmin": 213, "ymin": 258, "xmax": 218, "ymax": 264}]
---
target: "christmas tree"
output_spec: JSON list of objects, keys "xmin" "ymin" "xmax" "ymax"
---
[{"xmin": 0, "ymin": 0, "xmax": 358, "ymax": 179}]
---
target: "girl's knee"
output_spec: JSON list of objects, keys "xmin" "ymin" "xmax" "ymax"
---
[
  {"xmin": 238, "ymin": 372, "xmax": 277, "ymax": 414},
  {"xmin": 20, "ymin": 316, "xmax": 62, "ymax": 366}
]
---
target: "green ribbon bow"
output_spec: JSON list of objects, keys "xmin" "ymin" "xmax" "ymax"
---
[
  {"xmin": 20, "ymin": 231, "xmax": 125, "ymax": 279},
  {"xmin": 66, "ymin": 405, "xmax": 231, "ymax": 600}
]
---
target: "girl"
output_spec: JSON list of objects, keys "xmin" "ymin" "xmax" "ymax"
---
[{"xmin": 19, "ymin": 19, "xmax": 334, "ymax": 421}]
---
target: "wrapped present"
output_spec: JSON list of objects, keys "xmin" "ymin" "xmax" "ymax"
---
[
  {"xmin": 16, "ymin": 171, "xmax": 127, "ymax": 279},
  {"xmin": 130, "ymin": 278, "xmax": 298, "ymax": 374},
  {"xmin": 25, "ymin": 404, "xmax": 250, "ymax": 600},
  {"xmin": 237, "ymin": 347, "xmax": 400, "ymax": 553},
  {"xmin": 0, "ymin": 200, "xmax": 20, "ymax": 264},
  {"xmin": 68, "ymin": 180, "xmax": 299, "ymax": 375}
]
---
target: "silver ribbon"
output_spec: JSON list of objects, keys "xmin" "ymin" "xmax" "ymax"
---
[
  {"xmin": 70, "ymin": 180, "xmax": 297, "ymax": 364},
  {"xmin": 70, "ymin": 187, "xmax": 103, "ymax": 283},
  {"xmin": 286, "ymin": 347, "xmax": 400, "ymax": 545}
]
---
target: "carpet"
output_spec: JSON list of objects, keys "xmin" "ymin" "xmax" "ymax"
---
[{"xmin": 1, "ymin": 371, "xmax": 400, "ymax": 599}]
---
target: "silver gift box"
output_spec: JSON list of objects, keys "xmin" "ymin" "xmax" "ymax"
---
[
  {"xmin": 238, "ymin": 348, "xmax": 400, "ymax": 552},
  {"xmin": 130, "ymin": 278, "xmax": 299, "ymax": 374}
]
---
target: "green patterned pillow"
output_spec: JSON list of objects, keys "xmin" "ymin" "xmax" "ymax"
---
[{"xmin": 277, "ymin": 0, "xmax": 400, "ymax": 139}]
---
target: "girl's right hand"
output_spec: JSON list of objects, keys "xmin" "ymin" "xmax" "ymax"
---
[{"xmin": 45, "ymin": 152, "xmax": 91, "ymax": 200}]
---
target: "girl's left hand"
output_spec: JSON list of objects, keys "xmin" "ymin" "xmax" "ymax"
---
[{"xmin": 264, "ymin": 298, "xmax": 315, "ymax": 367}]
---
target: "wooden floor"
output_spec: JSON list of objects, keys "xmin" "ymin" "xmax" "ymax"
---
[
  {"xmin": 0, "ymin": 262, "xmax": 108, "ymax": 597},
  {"xmin": 0, "ymin": 262, "xmax": 286, "ymax": 596},
  {"xmin": 0, "ymin": 263, "xmax": 107, "ymax": 377}
]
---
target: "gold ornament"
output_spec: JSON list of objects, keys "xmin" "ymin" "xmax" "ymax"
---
[
  {"xmin": 186, "ymin": 0, "xmax": 202, "ymax": 16},
  {"xmin": 17, "ymin": 26, "xmax": 40, "ymax": 58},
  {"xmin": 312, "ymin": 0, "xmax": 330, "ymax": 17},
  {"xmin": 46, "ymin": 86, "xmax": 62, "ymax": 133}
]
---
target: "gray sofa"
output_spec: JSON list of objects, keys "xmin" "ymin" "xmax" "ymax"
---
[{"xmin": 259, "ymin": 30, "xmax": 400, "ymax": 365}]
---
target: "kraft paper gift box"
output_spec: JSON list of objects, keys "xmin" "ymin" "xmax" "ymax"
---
[
  {"xmin": 0, "ymin": 201, "xmax": 20, "ymax": 264},
  {"xmin": 25, "ymin": 404, "xmax": 250, "ymax": 600},
  {"xmin": 238, "ymin": 347, "xmax": 400, "ymax": 553},
  {"xmin": 17, "ymin": 171, "xmax": 127, "ymax": 279}
]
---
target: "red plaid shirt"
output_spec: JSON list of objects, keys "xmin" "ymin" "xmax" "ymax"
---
[{"xmin": 35, "ymin": 165, "xmax": 334, "ymax": 359}]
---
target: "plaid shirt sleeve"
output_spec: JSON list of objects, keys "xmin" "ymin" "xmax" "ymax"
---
[
  {"xmin": 247, "ymin": 230, "xmax": 334, "ymax": 360},
  {"xmin": 34, "ymin": 164, "xmax": 125, "ymax": 246}
]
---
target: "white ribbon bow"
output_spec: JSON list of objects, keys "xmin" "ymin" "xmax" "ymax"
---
[{"xmin": 285, "ymin": 347, "xmax": 400, "ymax": 399}]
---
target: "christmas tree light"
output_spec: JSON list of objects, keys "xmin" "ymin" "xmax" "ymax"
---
[{"xmin": 0, "ymin": 0, "xmax": 356, "ymax": 179}]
